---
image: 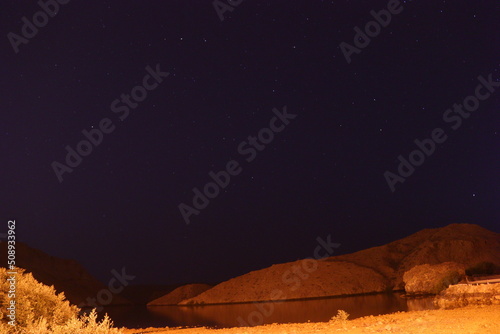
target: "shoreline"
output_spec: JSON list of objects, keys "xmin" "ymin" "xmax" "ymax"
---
[
  {"xmin": 122, "ymin": 304, "xmax": 500, "ymax": 334},
  {"xmin": 149, "ymin": 290, "xmax": 408, "ymax": 307}
]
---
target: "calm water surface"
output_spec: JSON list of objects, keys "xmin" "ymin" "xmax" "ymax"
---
[{"xmin": 101, "ymin": 293, "xmax": 436, "ymax": 329}]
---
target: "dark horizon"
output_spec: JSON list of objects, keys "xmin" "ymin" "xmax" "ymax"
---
[
  {"xmin": 2, "ymin": 0, "xmax": 499, "ymax": 286},
  {"xmin": 8, "ymin": 222, "xmax": 500, "ymax": 287}
]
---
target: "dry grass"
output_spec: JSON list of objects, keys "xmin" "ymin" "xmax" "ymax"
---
[{"xmin": 123, "ymin": 304, "xmax": 500, "ymax": 334}]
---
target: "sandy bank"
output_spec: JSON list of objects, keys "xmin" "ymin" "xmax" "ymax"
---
[{"xmin": 122, "ymin": 304, "xmax": 499, "ymax": 334}]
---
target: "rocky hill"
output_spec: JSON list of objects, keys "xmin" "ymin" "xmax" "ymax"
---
[
  {"xmin": 148, "ymin": 284, "xmax": 212, "ymax": 306},
  {"xmin": 180, "ymin": 224, "xmax": 500, "ymax": 305},
  {"xmin": 0, "ymin": 241, "xmax": 131, "ymax": 307}
]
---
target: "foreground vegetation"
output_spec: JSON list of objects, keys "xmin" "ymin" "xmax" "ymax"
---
[{"xmin": 0, "ymin": 267, "xmax": 123, "ymax": 334}]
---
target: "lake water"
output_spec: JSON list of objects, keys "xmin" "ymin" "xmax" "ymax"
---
[{"xmin": 101, "ymin": 293, "xmax": 436, "ymax": 329}]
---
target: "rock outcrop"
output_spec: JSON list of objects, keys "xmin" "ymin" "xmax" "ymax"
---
[
  {"xmin": 148, "ymin": 284, "xmax": 212, "ymax": 305},
  {"xmin": 0, "ymin": 241, "xmax": 131, "ymax": 307},
  {"xmin": 180, "ymin": 224, "xmax": 500, "ymax": 305},
  {"xmin": 403, "ymin": 262, "xmax": 465, "ymax": 295},
  {"xmin": 434, "ymin": 283, "xmax": 500, "ymax": 309}
]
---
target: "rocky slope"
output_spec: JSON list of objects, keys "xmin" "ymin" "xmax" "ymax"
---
[
  {"xmin": 180, "ymin": 224, "xmax": 500, "ymax": 305},
  {"xmin": 148, "ymin": 284, "xmax": 212, "ymax": 305},
  {"xmin": 0, "ymin": 241, "xmax": 131, "ymax": 307}
]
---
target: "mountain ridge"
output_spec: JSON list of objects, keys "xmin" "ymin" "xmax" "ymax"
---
[{"xmin": 179, "ymin": 223, "xmax": 500, "ymax": 305}]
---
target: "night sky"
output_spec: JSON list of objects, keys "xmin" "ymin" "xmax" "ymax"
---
[{"xmin": 1, "ymin": 0, "xmax": 499, "ymax": 285}]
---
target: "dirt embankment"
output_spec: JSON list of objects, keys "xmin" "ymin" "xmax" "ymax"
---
[
  {"xmin": 180, "ymin": 224, "xmax": 500, "ymax": 305},
  {"xmin": 435, "ymin": 283, "xmax": 500, "ymax": 309}
]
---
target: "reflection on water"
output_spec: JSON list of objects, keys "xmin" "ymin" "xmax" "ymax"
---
[
  {"xmin": 102, "ymin": 293, "xmax": 436, "ymax": 329},
  {"xmin": 406, "ymin": 296, "xmax": 436, "ymax": 311}
]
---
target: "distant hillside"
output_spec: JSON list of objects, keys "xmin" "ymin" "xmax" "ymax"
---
[
  {"xmin": 0, "ymin": 241, "xmax": 131, "ymax": 307},
  {"xmin": 121, "ymin": 284, "xmax": 184, "ymax": 304},
  {"xmin": 180, "ymin": 224, "xmax": 500, "ymax": 305},
  {"xmin": 148, "ymin": 284, "xmax": 212, "ymax": 306}
]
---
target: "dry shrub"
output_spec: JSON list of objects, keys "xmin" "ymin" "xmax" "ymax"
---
[
  {"xmin": 0, "ymin": 267, "xmax": 123, "ymax": 334},
  {"xmin": 330, "ymin": 309, "xmax": 350, "ymax": 323}
]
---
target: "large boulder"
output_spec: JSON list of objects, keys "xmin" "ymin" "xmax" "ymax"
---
[{"xmin": 403, "ymin": 262, "xmax": 465, "ymax": 295}]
